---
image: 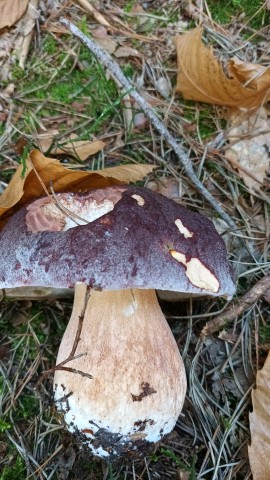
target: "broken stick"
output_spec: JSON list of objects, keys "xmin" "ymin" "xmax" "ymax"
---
[
  {"xmin": 201, "ymin": 274, "xmax": 270, "ymax": 337},
  {"xmin": 59, "ymin": 17, "xmax": 237, "ymax": 232}
]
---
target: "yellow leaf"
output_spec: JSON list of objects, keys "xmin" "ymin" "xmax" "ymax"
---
[
  {"xmin": 0, "ymin": 150, "xmax": 155, "ymax": 228},
  {"xmin": 249, "ymin": 351, "xmax": 270, "ymax": 480},
  {"xmin": 175, "ymin": 28, "xmax": 270, "ymax": 108},
  {"xmin": 0, "ymin": 0, "xmax": 29, "ymax": 29}
]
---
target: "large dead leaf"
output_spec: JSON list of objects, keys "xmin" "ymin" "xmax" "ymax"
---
[
  {"xmin": 0, "ymin": 0, "xmax": 29, "ymax": 29},
  {"xmin": 0, "ymin": 149, "xmax": 154, "ymax": 228},
  {"xmin": 225, "ymin": 108, "xmax": 270, "ymax": 192},
  {"xmin": 175, "ymin": 28, "xmax": 270, "ymax": 108},
  {"xmin": 249, "ymin": 351, "xmax": 270, "ymax": 480}
]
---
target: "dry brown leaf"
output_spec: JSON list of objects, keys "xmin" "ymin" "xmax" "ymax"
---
[
  {"xmin": 17, "ymin": 0, "xmax": 40, "ymax": 69},
  {"xmin": 175, "ymin": 28, "xmax": 270, "ymax": 108},
  {"xmin": 36, "ymin": 129, "xmax": 59, "ymax": 152},
  {"xmin": 114, "ymin": 46, "xmax": 141, "ymax": 58},
  {"xmin": 0, "ymin": 0, "xmax": 29, "ymax": 29},
  {"xmin": 249, "ymin": 351, "xmax": 270, "ymax": 480},
  {"xmin": 225, "ymin": 108, "xmax": 270, "ymax": 192},
  {"xmin": 96, "ymin": 37, "xmax": 117, "ymax": 54},
  {"xmin": 37, "ymin": 131, "xmax": 105, "ymax": 160},
  {"xmin": 0, "ymin": 149, "xmax": 155, "ymax": 228},
  {"xmin": 92, "ymin": 26, "xmax": 117, "ymax": 54},
  {"xmin": 74, "ymin": 0, "xmax": 110, "ymax": 27}
]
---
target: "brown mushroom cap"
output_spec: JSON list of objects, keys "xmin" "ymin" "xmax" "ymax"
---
[{"xmin": 0, "ymin": 185, "xmax": 235, "ymax": 297}]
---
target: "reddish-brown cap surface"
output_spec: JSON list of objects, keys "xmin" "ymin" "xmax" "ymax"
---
[{"xmin": 0, "ymin": 186, "xmax": 235, "ymax": 297}]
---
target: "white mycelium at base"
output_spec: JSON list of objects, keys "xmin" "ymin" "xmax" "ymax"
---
[{"xmin": 54, "ymin": 285, "xmax": 187, "ymax": 458}]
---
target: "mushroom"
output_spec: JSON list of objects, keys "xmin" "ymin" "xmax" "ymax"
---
[{"xmin": 0, "ymin": 185, "xmax": 235, "ymax": 459}]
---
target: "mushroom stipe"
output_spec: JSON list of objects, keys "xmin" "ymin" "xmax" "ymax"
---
[{"xmin": 0, "ymin": 185, "xmax": 236, "ymax": 459}]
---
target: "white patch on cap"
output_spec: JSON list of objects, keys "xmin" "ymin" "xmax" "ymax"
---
[
  {"xmin": 131, "ymin": 194, "xmax": 145, "ymax": 206},
  {"xmin": 42, "ymin": 197, "xmax": 115, "ymax": 231},
  {"xmin": 170, "ymin": 250, "xmax": 219, "ymax": 293},
  {"xmin": 174, "ymin": 219, "xmax": 193, "ymax": 238}
]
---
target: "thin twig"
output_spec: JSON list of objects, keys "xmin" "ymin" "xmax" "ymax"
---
[
  {"xmin": 201, "ymin": 274, "xmax": 270, "ymax": 336},
  {"xmin": 49, "ymin": 181, "xmax": 89, "ymax": 226},
  {"xmin": 69, "ymin": 285, "xmax": 91, "ymax": 357},
  {"xmin": 36, "ymin": 286, "xmax": 92, "ymax": 385},
  {"xmin": 59, "ymin": 17, "xmax": 237, "ymax": 231}
]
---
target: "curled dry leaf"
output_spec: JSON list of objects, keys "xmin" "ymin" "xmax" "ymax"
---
[
  {"xmin": 0, "ymin": 149, "xmax": 155, "ymax": 229},
  {"xmin": 0, "ymin": 0, "xmax": 29, "ymax": 29},
  {"xmin": 249, "ymin": 351, "xmax": 270, "ymax": 480},
  {"xmin": 175, "ymin": 28, "xmax": 270, "ymax": 108}
]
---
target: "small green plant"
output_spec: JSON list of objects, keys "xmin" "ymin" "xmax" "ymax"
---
[
  {"xmin": 42, "ymin": 35, "xmax": 58, "ymax": 55},
  {"xmin": 160, "ymin": 447, "xmax": 189, "ymax": 469},
  {"xmin": 0, "ymin": 420, "xmax": 11, "ymax": 434}
]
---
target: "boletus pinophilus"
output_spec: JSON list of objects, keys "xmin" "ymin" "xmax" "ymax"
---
[{"xmin": 0, "ymin": 185, "xmax": 235, "ymax": 459}]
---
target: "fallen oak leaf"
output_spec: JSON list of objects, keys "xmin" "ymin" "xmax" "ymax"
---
[
  {"xmin": 175, "ymin": 28, "xmax": 270, "ymax": 108},
  {"xmin": 249, "ymin": 351, "xmax": 270, "ymax": 480},
  {"xmin": 0, "ymin": 149, "xmax": 155, "ymax": 228}
]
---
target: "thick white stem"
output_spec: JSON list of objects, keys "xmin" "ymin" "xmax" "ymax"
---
[{"xmin": 54, "ymin": 284, "xmax": 186, "ymax": 459}]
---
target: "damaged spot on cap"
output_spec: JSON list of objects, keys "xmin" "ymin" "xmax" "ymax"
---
[
  {"xmin": 174, "ymin": 219, "xmax": 193, "ymax": 238},
  {"xmin": 26, "ymin": 197, "xmax": 66, "ymax": 233},
  {"xmin": 131, "ymin": 194, "xmax": 145, "ymax": 206},
  {"xmin": 170, "ymin": 250, "xmax": 219, "ymax": 293},
  {"xmin": 25, "ymin": 188, "xmax": 125, "ymax": 233}
]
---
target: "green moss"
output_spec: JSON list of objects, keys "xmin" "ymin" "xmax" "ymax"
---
[
  {"xmin": 123, "ymin": 1, "xmax": 136, "ymax": 13},
  {"xmin": 78, "ymin": 15, "xmax": 89, "ymax": 35},
  {"xmin": 182, "ymin": 102, "xmax": 220, "ymax": 140},
  {"xmin": 123, "ymin": 63, "xmax": 135, "ymax": 78},
  {"xmin": 0, "ymin": 457, "xmax": 25, "ymax": 480},
  {"xmin": 42, "ymin": 35, "xmax": 58, "ymax": 55},
  {"xmin": 11, "ymin": 65, "xmax": 25, "ymax": 81},
  {"xmin": 259, "ymin": 324, "xmax": 270, "ymax": 344},
  {"xmin": 208, "ymin": 0, "xmax": 270, "ymax": 30},
  {"xmin": 16, "ymin": 394, "xmax": 39, "ymax": 420},
  {"xmin": 6, "ymin": 36, "xmax": 124, "ymax": 155}
]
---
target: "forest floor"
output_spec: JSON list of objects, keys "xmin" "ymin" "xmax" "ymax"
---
[{"xmin": 0, "ymin": 1, "xmax": 270, "ymax": 479}]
